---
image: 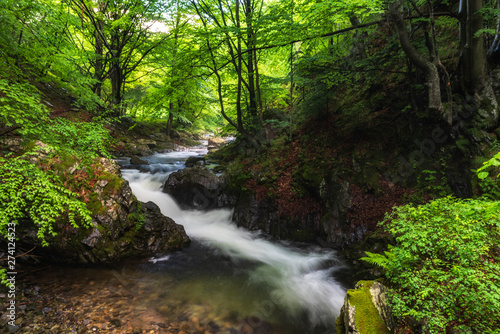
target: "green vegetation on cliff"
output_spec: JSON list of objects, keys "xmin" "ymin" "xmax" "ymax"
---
[{"xmin": 362, "ymin": 157, "xmax": 500, "ymax": 333}]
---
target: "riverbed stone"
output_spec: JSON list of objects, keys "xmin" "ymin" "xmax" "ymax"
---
[
  {"xmin": 130, "ymin": 155, "xmax": 149, "ymax": 165},
  {"xmin": 208, "ymin": 137, "xmax": 226, "ymax": 149}
]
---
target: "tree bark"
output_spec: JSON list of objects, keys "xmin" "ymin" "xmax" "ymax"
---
[
  {"xmin": 486, "ymin": 0, "xmax": 500, "ymax": 63},
  {"xmin": 389, "ymin": 1, "xmax": 443, "ymax": 113},
  {"xmin": 460, "ymin": 0, "xmax": 485, "ymax": 92},
  {"xmin": 244, "ymin": 0, "xmax": 257, "ymax": 117},
  {"xmin": 167, "ymin": 102, "xmax": 174, "ymax": 138}
]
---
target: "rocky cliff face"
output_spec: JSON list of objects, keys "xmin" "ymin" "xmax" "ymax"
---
[{"xmin": 14, "ymin": 157, "xmax": 190, "ymax": 264}]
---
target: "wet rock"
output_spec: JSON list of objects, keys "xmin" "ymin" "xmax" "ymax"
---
[
  {"xmin": 319, "ymin": 176, "xmax": 354, "ymax": 247},
  {"xmin": 232, "ymin": 192, "xmax": 280, "ymax": 234},
  {"xmin": 163, "ymin": 167, "xmax": 236, "ymax": 210},
  {"xmin": 185, "ymin": 156, "xmax": 205, "ymax": 167},
  {"xmin": 7, "ymin": 324, "xmax": 21, "ymax": 333},
  {"xmin": 135, "ymin": 201, "xmax": 190, "ymax": 253},
  {"xmin": 130, "ymin": 155, "xmax": 149, "ymax": 165},
  {"xmin": 137, "ymin": 139, "xmax": 157, "ymax": 148}
]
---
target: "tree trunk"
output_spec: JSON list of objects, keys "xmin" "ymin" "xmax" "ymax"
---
[
  {"xmin": 236, "ymin": 0, "xmax": 244, "ymax": 132},
  {"xmin": 167, "ymin": 102, "xmax": 174, "ymax": 138},
  {"xmin": 245, "ymin": 0, "xmax": 258, "ymax": 117},
  {"xmin": 461, "ymin": 0, "xmax": 485, "ymax": 92},
  {"xmin": 389, "ymin": 1, "xmax": 443, "ymax": 113},
  {"xmin": 93, "ymin": 19, "xmax": 104, "ymax": 98}
]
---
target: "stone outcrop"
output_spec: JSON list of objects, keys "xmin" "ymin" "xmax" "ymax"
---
[
  {"xmin": 319, "ymin": 176, "xmax": 356, "ymax": 246},
  {"xmin": 336, "ymin": 281, "xmax": 394, "ymax": 334},
  {"xmin": 162, "ymin": 167, "xmax": 236, "ymax": 210},
  {"xmin": 12, "ymin": 158, "xmax": 190, "ymax": 264}
]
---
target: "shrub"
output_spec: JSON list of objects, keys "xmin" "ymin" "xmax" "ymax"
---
[{"xmin": 363, "ymin": 196, "xmax": 500, "ymax": 333}]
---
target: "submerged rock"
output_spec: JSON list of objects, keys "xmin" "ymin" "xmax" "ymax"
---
[{"xmin": 130, "ymin": 155, "xmax": 149, "ymax": 165}]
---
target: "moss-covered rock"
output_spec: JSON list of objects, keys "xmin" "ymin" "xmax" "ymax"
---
[
  {"xmin": 14, "ymin": 157, "xmax": 190, "ymax": 264},
  {"xmin": 336, "ymin": 281, "xmax": 393, "ymax": 334}
]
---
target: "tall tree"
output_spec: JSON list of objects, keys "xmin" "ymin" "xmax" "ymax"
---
[{"xmin": 67, "ymin": 0, "xmax": 169, "ymax": 112}]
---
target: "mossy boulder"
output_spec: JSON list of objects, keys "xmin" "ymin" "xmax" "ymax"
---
[
  {"xmin": 336, "ymin": 281, "xmax": 394, "ymax": 334},
  {"xmin": 14, "ymin": 157, "xmax": 190, "ymax": 264}
]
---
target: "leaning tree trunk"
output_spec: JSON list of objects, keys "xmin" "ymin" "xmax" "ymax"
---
[{"xmin": 389, "ymin": 1, "xmax": 443, "ymax": 113}]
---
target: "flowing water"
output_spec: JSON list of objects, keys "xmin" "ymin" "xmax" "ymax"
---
[{"xmin": 113, "ymin": 145, "xmax": 350, "ymax": 333}]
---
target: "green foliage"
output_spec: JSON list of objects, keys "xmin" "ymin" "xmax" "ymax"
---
[
  {"xmin": 360, "ymin": 245, "xmax": 395, "ymax": 269},
  {"xmin": 411, "ymin": 169, "xmax": 453, "ymax": 202},
  {"xmin": 40, "ymin": 118, "xmax": 113, "ymax": 160},
  {"xmin": 368, "ymin": 197, "xmax": 500, "ymax": 333},
  {"xmin": 0, "ymin": 78, "xmax": 113, "ymax": 159},
  {"xmin": 0, "ymin": 151, "xmax": 93, "ymax": 246},
  {"xmin": 476, "ymin": 151, "xmax": 500, "ymax": 200},
  {"xmin": 0, "ymin": 79, "xmax": 50, "ymax": 137},
  {"xmin": 477, "ymin": 151, "xmax": 500, "ymax": 180}
]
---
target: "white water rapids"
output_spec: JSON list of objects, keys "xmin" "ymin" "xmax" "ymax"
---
[{"xmin": 120, "ymin": 148, "xmax": 348, "ymax": 333}]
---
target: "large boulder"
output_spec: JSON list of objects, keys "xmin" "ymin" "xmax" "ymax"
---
[
  {"xmin": 336, "ymin": 281, "xmax": 394, "ymax": 334},
  {"xmin": 133, "ymin": 201, "xmax": 190, "ymax": 253},
  {"xmin": 162, "ymin": 167, "xmax": 236, "ymax": 210},
  {"xmin": 11, "ymin": 157, "xmax": 190, "ymax": 264}
]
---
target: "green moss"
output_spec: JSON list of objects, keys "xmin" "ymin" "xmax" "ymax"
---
[
  {"xmin": 87, "ymin": 193, "xmax": 106, "ymax": 215},
  {"xmin": 335, "ymin": 310, "xmax": 345, "ymax": 334},
  {"xmin": 348, "ymin": 281, "xmax": 389, "ymax": 334},
  {"xmin": 101, "ymin": 174, "xmax": 124, "ymax": 197}
]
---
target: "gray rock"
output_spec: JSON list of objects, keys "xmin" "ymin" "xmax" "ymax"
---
[
  {"xmin": 185, "ymin": 156, "xmax": 205, "ymax": 167},
  {"xmin": 130, "ymin": 155, "xmax": 149, "ymax": 165},
  {"xmin": 163, "ymin": 167, "xmax": 235, "ymax": 210}
]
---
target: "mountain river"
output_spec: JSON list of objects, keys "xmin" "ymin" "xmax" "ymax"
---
[
  {"xmin": 115, "ymin": 144, "xmax": 350, "ymax": 334},
  {"xmin": 14, "ymin": 144, "xmax": 352, "ymax": 334}
]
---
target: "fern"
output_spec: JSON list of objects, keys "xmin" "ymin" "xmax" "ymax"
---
[{"xmin": 360, "ymin": 246, "xmax": 394, "ymax": 269}]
